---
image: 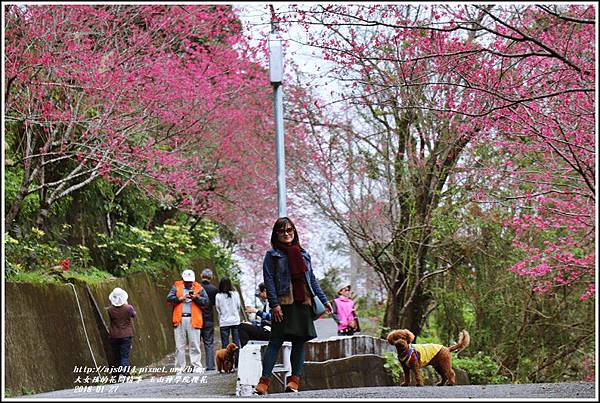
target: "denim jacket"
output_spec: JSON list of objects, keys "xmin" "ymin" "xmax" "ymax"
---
[{"xmin": 262, "ymin": 248, "xmax": 329, "ymax": 309}]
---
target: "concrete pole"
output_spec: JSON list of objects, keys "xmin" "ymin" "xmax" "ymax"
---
[
  {"xmin": 273, "ymin": 83, "xmax": 286, "ymax": 217},
  {"xmin": 269, "ymin": 6, "xmax": 286, "ymax": 218}
]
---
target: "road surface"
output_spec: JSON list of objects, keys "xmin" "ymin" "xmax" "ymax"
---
[
  {"xmin": 17, "ymin": 319, "xmax": 595, "ymax": 400},
  {"xmin": 22, "ymin": 377, "xmax": 595, "ymax": 400}
]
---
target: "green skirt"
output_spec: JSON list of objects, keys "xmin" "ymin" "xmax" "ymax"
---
[{"xmin": 270, "ymin": 302, "xmax": 317, "ymax": 341}]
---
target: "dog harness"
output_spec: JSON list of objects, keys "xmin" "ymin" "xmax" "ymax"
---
[{"xmin": 398, "ymin": 345, "xmax": 417, "ymax": 365}]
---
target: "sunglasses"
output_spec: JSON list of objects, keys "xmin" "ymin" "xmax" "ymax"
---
[{"xmin": 276, "ymin": 227, "xmax": 294, "ymax": 235}]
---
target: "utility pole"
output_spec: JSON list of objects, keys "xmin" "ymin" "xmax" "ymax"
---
[{"xmin": 269, "ymin": 5, "xmax": 286, "ymax": 218}]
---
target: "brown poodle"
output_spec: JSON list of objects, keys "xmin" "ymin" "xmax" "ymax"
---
[
  {"xmin": 387, "ymin": 329, "xmax": 470, "ymax": 386},
  {"xmin": 215, "ymin": 343, "xmax": 238, "ymax": 373}
]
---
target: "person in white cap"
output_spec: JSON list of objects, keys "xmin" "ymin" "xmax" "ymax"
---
[
  {"xmin": 108, "ymin": 287, "xmax": 136, "ymax": 380},
  {"xmin": 166, "ymin": 269, "xmax": 209, "ymax": 373}
]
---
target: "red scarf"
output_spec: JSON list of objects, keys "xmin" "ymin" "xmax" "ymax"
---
[{"xmin": 275, "ymin": 242, "xmax": 308, "ymax": 302}]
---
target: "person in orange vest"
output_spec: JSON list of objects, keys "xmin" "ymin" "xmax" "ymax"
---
[{"xmin": 167, "ymin": 269, "xmax": 209, "ymax": 373}]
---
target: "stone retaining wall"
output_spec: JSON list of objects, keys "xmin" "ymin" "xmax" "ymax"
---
[
  {"xmin": 304, "ymin": 335, "xmax": 395, "ymax": 361},
  {"xmin": 303, "ymin": 354, "xmax": 395, "ymax": 391},
  {"xmin": 5, "ymin": 270, "xmax": 179, "ymax": 394},
  {"xmin": 5, "ymin": 281, "xmax": 109, "ymax": 394}
]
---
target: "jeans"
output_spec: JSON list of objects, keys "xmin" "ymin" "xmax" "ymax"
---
[
  {"xmin": 219, "ymin": 325, "xmax": 240, "ymax": 366},
  {"xmin": 201, "ymin": 324, "xmax": 215, "ymax": 370},
  {"xmin": 261, "ymin": 336, "xmax": 305, "ymax": 377},
  {"xmin": 110, "ymin": 336, "xmax": 132, "ymax": 375}
]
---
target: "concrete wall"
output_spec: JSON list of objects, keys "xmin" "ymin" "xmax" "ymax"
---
[
  {"xmin": 5, "ymin": 281, "xmax": 109, "ymax": 394},
  {"xmin": 303, "ymin": 354, "xmax": 395, "ymax": 391},
  {"xmin": 304, "ymin": 335, "xmax": 395, "ymax": 361},
  {"xmin": 4, "ymin": 270, "xmax": 179, "ymax": 394},
  {"xmin": 302, "ymin": 335, "xmax": 468, "ymax": 390}
]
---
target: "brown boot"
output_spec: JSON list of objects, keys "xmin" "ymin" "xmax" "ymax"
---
[
  {"xmin": 285, "ymin": 375, "xmax": 300, "ymax": 392},
  {"xmin": 255, "ymin": 376, "xmax": 272, "ymax": 395}
]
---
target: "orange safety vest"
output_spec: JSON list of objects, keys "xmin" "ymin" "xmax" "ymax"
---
[{"xmin": 171, "ymin": 280, "xmax": 204, "ymax": 329}]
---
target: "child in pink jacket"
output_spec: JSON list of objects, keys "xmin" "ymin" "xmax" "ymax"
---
[{"xmin": 333, "ymin": 283, "xmax": 358, "ymax": 336}]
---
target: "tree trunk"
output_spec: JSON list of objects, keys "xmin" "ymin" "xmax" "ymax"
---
[
  {"xmin": 382, "ymin": 286, "xmax": 400, "ymax": 338},
  {"xmin": 35, "ymin": 200, "xmax": 50, "ymax": 232},
  {"xmin": 399, "ymin": 284, "xmax": 432, "ymax": 340},
  {"xmin": 6, "ymin": 121, "xmax": 35, "ymax": 234},
  {"xmin": 6, "ymin": 185, "xmax": 29, "ymax": 235}
]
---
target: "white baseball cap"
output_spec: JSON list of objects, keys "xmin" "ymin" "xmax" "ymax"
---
[
  {"xmin": 182, "ymin": 269, "xmax": 195, "ymax": 282},
  {"xmin": 109, "ymin": 287, "xmax": 128, "ymax": 307}
]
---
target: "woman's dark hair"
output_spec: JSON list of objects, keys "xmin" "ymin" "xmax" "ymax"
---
[
  {"xmin": 219, "ymin": 277, "xmax": 234, "ymax": 297},
  {"xmin": 270, "ymin": 217, "xmax": 301, "ymax": 248},
  {"xmin": 258, "ymin": 282, "xmax": 266, "ymax": 292}
]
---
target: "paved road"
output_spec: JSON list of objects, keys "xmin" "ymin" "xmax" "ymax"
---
[
  {"xmin": 24, "ymin": 370, "xmax": 238, "ymax": 399},
  {"xmin": 24, "ymin": 377, "xmax": 595, "ymax": 399},
  {"xmin": 262, "ymin": 382, "xmax": 596, "ymax": 399},
  {"xmin": 314, "ymin": 317, "xmax": 338, "ymax": 339},
  {"xmin": 19, "ymin": 319, "xmax": 595, "ymax": 400}
]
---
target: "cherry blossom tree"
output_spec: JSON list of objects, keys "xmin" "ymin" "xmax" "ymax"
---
[
  {"xmin": 5, "ymin": 4, "xmax": 279, "ymax": 248},
  {"xmin": 277, "ymin": 3, "xmax": 594, "ymax": 330}
]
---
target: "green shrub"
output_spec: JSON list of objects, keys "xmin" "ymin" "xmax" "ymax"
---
[
  {"xmin": 383, "ymin": 351, "xmax": 402, "ymax": 383},
  {"xmin": 8, "ymin": 270, "xmax": 59, "ymax": 284},
  {"xmin": 5, "ymin": 227, "xmax": 112, "ymax": 284},
  {"xmin": 64, "ymin": 267, "xmax": 114, "ymax": 284},
  {"xmin": 96, "ymin": 223, "xmax": 158, "ymax": 276},
  {"xmin": 453, "ymin": 352, "xmax": 509, "ymax": 385},
  {"xmin": 4, "ymin": 228, "xmax": 63, "ymax": 275},
  {"xmin": 95, "ymin": 219, "xmax": 235, "ymax": 279}
]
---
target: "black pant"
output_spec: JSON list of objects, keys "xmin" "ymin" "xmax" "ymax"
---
[
  {"xmin": 110, "ymin": 336, "xmax": 132, "ymax": 377},
  {"xmin": 201, "ymin": 324, "xmax": 215, "ymax": 370},
  {"xmin": 239, "ymin": 322, "xmax": 270, "ymax": 347}
]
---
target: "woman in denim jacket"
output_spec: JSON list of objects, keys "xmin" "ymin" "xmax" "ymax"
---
[{"xmin": 254, "ymin": 217, "xmax": 332, "ymax": 395}]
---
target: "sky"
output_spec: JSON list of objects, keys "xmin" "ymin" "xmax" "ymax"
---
[{"xmin": 233, "ymin": 4, "xmax": 350, "ymax": 306}]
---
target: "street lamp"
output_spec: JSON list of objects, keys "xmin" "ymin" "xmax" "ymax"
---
[{"xmin": 269, "ymin": 8, "xmax": 286, "ymax": 218}]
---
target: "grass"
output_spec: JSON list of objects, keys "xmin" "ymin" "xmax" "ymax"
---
[
  {"xmin": 5, "ymin": 386, "xmax": 40, "ymax": 397},
  {"xmin": 7, "ymin": 267, "xmax": 115, "ymax": 285}
]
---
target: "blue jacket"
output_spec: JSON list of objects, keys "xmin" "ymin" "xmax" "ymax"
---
[
  {"xmin": 252, "ymin": 299, "xmax": 272, "ymax": 328},
  {"xmin": 262, "ymin": 248, "xmax": 329, "ymax": 308}
]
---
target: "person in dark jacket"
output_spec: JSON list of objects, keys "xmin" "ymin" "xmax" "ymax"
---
[
  {"xmin": 200, "ymin": 268, "xmax": 219, "ymax": 371},
  {"xmin": 108, "ymin": 287, "xmax": 136, "ymax": 380},
  {"xmin": 239, "ymin": 282, "xmax": 272, "ymax": 347},
  {"xmin": 254, "ymin": 217, "xmax": 332, "ymax": 395}
]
